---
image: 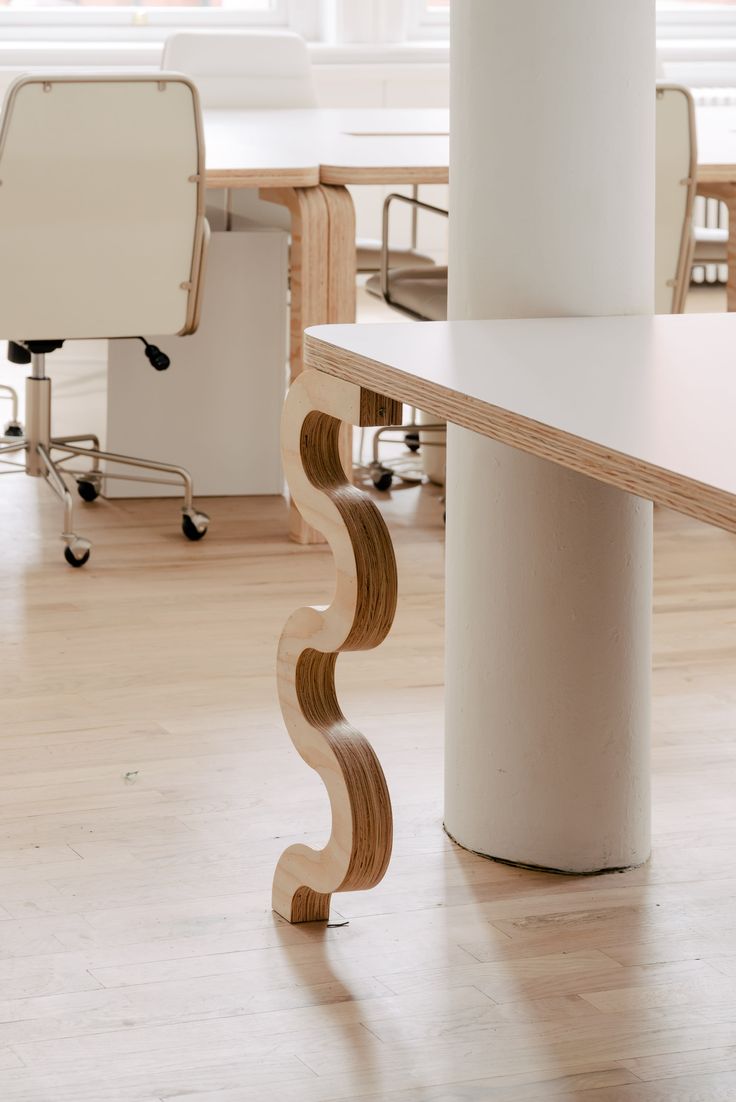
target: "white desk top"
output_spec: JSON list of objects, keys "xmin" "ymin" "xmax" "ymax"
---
[
  {"xmin": 205, "ymin": 104, "xmax": 736, "ymax": 191},
  {"xmin": 202, "ymin": 108, "xmax": 450, "ymax": 188},
  {"xmin": 305, "ymin": 313, "xmax": 736, "ymax": 532}
]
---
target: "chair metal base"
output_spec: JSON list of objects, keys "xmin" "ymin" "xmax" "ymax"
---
[
  {"xmin": 355, "ymin": 406, "xmax": 447, "ymax": 492},
  {"xmin": 0, "ymin": 353, "xmax": 209, "ymax": 567}
]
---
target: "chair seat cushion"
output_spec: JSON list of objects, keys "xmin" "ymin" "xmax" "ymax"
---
[
  {"xmin": 356, "ymin": 238, "xmax": 436, "ymax": 273},
  {"xmin": 366, "ymin": 267, "xmax": 448, "ymax": 321},
  {"xmin": 693, "ymin": 225, "xmax": 728, "ymax": 263}
]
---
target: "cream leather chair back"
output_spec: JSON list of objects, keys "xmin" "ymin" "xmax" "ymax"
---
[
  {"xmin": 0, "ymin": 73, "xmax": 207, "ymax": 341},
  {"xmin": 162, "ymin": 31, "xmax": 317, "ymax": 109},
  {"xmin": 655, "ymin": 84, "xmax": 697, "ymax": 314}
]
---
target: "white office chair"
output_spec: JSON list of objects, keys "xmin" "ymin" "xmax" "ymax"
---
[
  {"xmin": 0, "ymin": 73, "xmax": 210, "ymax": 567},
  {"xmin": 163, "ymin": 30, "xmax": 317, "ymax": 109},
  {"xmin": 655, "ymin": 83, "xmax": 697, "ymax": 314}
]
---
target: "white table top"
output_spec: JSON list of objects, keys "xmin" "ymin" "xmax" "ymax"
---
[
  {"xmin": 305, "ymin": 313, "xmax": 736, "ymax": 532},
  {"xmin": 202, "ymin": 108, "xmax": 450, "ymax": 188},
  {"xmin": 206, "ymin": 104, "xmax": 734, "ymax": 191}
]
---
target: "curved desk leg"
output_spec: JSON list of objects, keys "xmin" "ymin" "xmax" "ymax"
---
[
  {"xmin": 697, "ymin": 182, "xmax": 736, "ymax": 312},
  {"xmin": 261, "ymin": 185, "xmax": 358, "ymax": 543},
  {"xmin": 321, "ymin": 184, "xmax": 357, "ymax": 325},
  {"xmin": 273, "ymin": 369, "xmax": 403, "ymax": 923},
  {"xmin": 321, "ymin": 185, "xmax": 357, "ymax": 480},
  {"xmin": 261, "ymin": 185, "xmax": 331, "ymax": 544}
]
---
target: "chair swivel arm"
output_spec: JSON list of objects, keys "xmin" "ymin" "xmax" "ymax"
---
[{"xmin": 380, "ymin": 192, "xmax": 449, "ymax": 301}]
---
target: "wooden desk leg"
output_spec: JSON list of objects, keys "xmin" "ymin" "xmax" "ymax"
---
[
  {"xmin": 261, "ymin": 185, "xmax": 358, "ymax": 542},
  {"xmin": 697, "ymin": 182, "xmax": 736, "ymax": 312},
  {"xmin": 261, "ymin": 185, "xmax": 330, "ymax": 544},
  {"xmin": 322, "ymin": 185, "xmax": 357, "ymax": 476},
  {"xmin": 272, "ymin": 369, "xmax": 402, "ymax": 923}
]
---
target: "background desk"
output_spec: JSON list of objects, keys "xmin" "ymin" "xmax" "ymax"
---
[
  {"xmin": 201, "ymin": 107, "xmax": 450, "ymax": 540},
  {"xmin": 106, "ymin": 108, "xmax": 449, "ymax": 520}
]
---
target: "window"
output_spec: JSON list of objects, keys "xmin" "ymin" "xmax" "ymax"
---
[
  {"xmin": 408, "ymin": 0, "xmax": 450, "ymax": 40},
  {"xmin": 0, "ymin": 0, "xmax": 321, "ymax": 38},
  {"xmin": 657, "ymin": 0, "xmax": 736, "ymax": 30}
]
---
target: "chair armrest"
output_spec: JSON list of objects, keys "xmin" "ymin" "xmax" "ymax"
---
[{"xmin": 380, "ymin": 193, "xmax": 448, "ymax": 300}]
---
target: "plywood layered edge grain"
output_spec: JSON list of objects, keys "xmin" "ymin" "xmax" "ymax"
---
[
  {"xmin": 273, "ymin": 369, "xmax": 403, "ymax": 923},
  {"xmin": 304, "ymin": 332, "xmax": 736, "ymax": 535},
  {"xmin": 206, "ymin": 168, "xmax": 320, "ymax": 190},
  {"xmin": 319, "ymin": 164, "xmax": 449, "ymax": 186}
]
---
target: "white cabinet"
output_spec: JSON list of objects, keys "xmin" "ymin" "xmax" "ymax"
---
[{"xmin": 106, "ymin": 225, "xmax": 288, "ymax": 497}]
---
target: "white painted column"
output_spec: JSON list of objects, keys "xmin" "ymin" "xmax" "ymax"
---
[{"xmin": 445, "ymin": 1, "xmax": 655, "ymax": 872}]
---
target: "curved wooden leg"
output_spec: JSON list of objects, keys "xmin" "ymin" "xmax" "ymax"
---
[
  {"xmin": 260, "ymin": 185, "xmax": 331, "ymax": 544},
  {"xmin": 273, "ymin": 369, "xmax": 403, "ymax": 923},
  {"xmin": 321, "ymin": 184, "xmax": 357, "ymax": 478},
  {"xmin": 320, "ymin": 184, "xmax": 357, "ymax": 325}
]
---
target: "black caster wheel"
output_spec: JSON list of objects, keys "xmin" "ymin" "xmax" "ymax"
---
[
  {"xmin": 404, "ymin": 431, "xmax": 420, "ymax": 453},
  {"xmin": 371, "ymin": 467, "xmax": 393, "ymax": 491},
  {"xmin": 64, "ymin": 545, "xmax": 90, "ymax": 568},
  {"xmin": 182, "ymin": 512, "xmax": 209, "ymax": 541},
  {"xmin": 4, "ymin": 423, "xmax": 23, "ymax": 438},
  {"xmin": 77, "ymin": 479, "xmax": 100, "ymax": 503}
]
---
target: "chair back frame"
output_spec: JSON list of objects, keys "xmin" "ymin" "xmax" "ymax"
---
[
  {"xmin": 656, "ymin": 83, "xmax": 697, "ymax": 315},
  {"xmin": 0, "ymin": 72, "xmax": 208, "ymax": 340}
]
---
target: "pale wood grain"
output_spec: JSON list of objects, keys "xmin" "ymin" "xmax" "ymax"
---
[
  {"xmin": 260, "ymin": 185, "xmax": 330, "ymax": 545},
  {"xmin": 319, "ymin": 164, "xmax": 449, "ymax": 186},
  {"xmin": 0, "ymin": 457, "xmax": 734, "ymax": 1098}
]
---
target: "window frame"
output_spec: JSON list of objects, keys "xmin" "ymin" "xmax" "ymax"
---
[
  {"xmin": 657, "ymin": 1, "xmax": 736, "ymax": 38},
  {"xmin": 0, "ymin": 0, "xmax": 321, "ymax": 41},
  {"xmin": 406, "ymin": 0, "xmax": 450, "ymax": 41}
]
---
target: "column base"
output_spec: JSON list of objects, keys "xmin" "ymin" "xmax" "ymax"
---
[{"xmin": 443, "ymin": 823, "xmax": 649, "ymax": 877}]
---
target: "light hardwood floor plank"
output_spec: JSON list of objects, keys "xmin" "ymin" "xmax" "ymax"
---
[{"xmin": 0, "ymin": 439, "xmax": 733, "ymax": 1098}]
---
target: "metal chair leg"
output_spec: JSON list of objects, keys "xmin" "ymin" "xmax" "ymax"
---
[
  {"xmin": 37, "ymin": 444, "xmax": 91, "ymax": 566},
  {"xmin": 50, "ymin": 440, "xmax": 209, "ymax": 540},
  {"xmin": 0, "ymin": 383, "xmax": 23, "ymax": 436}
]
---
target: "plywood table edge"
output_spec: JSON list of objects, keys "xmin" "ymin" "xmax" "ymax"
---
[
  {"xmin": 319, "ymin": 165, "xmax": 449, "ymax": 186},
  {"xmin": 304, "ymin": 332, "xmax": 736, "ymax": 535},
  {"xmin": 206, "ymin": 168, "xmax": 320, "ymax": 190}
]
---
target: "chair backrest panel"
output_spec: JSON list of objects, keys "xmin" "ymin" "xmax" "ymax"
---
[
  {"xmin": 0, "ymin": 73, "xmax": 206, "ymax": 341},
  {"xmin": 162, "ymin": 31, "xmax": 317, "ymax": 109},
  {"xmin": 655, "ymin": 84, "xmax": 696, "ymax": 315}
]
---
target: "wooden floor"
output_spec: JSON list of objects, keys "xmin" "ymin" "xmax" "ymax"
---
[{"xmin": 0, "ymin": 458, "xmax": 734, "ymax": 1101}]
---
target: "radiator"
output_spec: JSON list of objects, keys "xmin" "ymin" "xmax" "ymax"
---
[{"xmin": 692, "ymin": 88, "xmax": 736, "ymax": 283}]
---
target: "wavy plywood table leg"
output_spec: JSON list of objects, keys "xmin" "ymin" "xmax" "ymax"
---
[
  {"xmin": 261, "ymin": 185, "xmax": 330, "ymax": 544},
  {"xmin": 273, "ymin": 369, "xmax": 403, "ymax": 923}
]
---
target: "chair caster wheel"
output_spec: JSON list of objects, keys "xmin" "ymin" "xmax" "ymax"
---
[
  {"xmin": 404, "ymin": 431, "xmax": 420, "ymax": 453},
  {"xmin": 4, "ymin": 422, "xmax": 23, "ymax": 438},
  {"xmin": 370, "ymin": 464, "xmax": 393, "ymax": 491},
  {"xmin": 64, "ymin": 538, "xmax": 91, "ymax": 568},
  {"xmin": 182, "ymin": 509, "xmax": 209, "ymax": 541},
  {"xmin": 77, "ymin": 477, "xmax": 101, "ymax": 502}
]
